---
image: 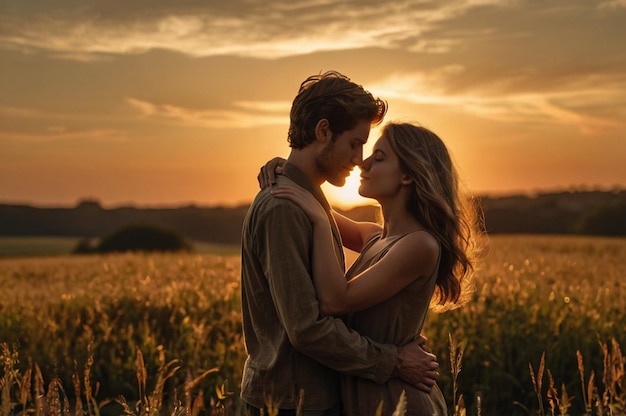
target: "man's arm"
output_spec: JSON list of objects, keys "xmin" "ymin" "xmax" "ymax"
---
[{"xmin": 258, "ymin": 199, "xmax": 438, "ymax": 391}]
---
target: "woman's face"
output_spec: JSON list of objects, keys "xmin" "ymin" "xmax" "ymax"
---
[{"xmin": 358, "ymin": 135, "xmax": 406, "ymax": 201}]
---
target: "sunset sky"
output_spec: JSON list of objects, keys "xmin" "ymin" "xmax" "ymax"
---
[{"xmin": 1, "ymin": 0, "xmax": 624, "ymax": 209}]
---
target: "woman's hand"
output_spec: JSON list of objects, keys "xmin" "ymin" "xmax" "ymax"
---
[
  {"xmin": 258, "ymin": 157, "xmax": 286, "ymax": 189},
  {"xmin": 271, "ymin": 185, "xmax": 327, "ymax": 226}
]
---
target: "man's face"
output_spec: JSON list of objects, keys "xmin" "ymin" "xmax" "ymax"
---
[{"xmin": 316, "ymin": 119, "xmax": 371, "ymax": 187}]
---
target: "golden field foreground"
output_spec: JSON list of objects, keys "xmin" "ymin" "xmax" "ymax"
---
[{"xmin": 1, "ymin": 235, "xmax": 625, "ymax": 416}]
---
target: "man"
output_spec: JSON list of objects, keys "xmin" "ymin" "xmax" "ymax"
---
[{"xmin": 241, "ymin": 71, "xmax": 439, "ymax": 415}]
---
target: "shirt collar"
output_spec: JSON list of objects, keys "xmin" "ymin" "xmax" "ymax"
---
[{"xmin": 282, "ymin": 162, "xmax": 332, "ymax": 214}]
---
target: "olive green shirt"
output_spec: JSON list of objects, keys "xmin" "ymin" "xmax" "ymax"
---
[{"xmin": 240, "ymin": 163, "xmax": 397, "ymax": 411}]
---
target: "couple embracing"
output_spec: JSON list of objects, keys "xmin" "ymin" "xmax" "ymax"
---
[{"xmin": 240, "ymin": 71, "xmax": 480, "ymax": 416}]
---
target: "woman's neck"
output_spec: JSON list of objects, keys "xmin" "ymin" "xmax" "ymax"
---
[{"xmin": 379, "ymin": 197, "xmax": 421, "ymax": 238}]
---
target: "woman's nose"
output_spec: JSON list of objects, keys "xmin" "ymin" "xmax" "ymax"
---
[{"xmin": 360, "ymin": 156, "xmax": 372, "ymax": 170}]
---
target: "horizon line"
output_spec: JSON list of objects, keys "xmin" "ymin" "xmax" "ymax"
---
[{"xmin": 1, "ymin": 185, "xmax": 623, "ymax": 210}]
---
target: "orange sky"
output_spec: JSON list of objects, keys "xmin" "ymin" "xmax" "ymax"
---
[{"xmin": 1, "ymin": 1, "xmax": 624, "ymax": 209}]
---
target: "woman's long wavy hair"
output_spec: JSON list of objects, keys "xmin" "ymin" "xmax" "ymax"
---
[{"xmin": 384, "ymin": 122, "xmax": 483, "ymax": 310}]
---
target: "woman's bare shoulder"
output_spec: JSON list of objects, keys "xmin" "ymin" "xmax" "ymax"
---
[{"xmin": 391, "ymin": 230, "xmax": 440, "ymax": 271}]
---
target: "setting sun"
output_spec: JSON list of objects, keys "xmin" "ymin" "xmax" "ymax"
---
[{"xmin": 323, "ymin": 169, "xmax": 374, "ymax": 209}]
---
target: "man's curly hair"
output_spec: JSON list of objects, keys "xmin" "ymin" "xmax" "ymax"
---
[{"xmin": 288, "ymin": 71, "xmax": 387, "ymax": 149}]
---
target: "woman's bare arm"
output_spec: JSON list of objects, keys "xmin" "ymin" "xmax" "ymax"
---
[
  {"xmin": 272, "ymin": 185, "xmax": 439, "ymax": 315},
  {"xmin": 331, "ymin": 209, "xmax": 382, "ymax": 253}
]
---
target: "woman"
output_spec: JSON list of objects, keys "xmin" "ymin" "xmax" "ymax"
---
[{"xmin": 266, "ymin": 122, "xmax": 481, "ymax": 415}]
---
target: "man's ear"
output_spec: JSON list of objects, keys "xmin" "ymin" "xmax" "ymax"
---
[{"xmin": 315, "ymin": 119, "xmax": 331, "ymax": 143}]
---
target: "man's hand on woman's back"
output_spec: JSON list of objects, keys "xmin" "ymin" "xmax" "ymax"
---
[{"xmin": 394, "ymin": 335, "xmax": 440, "ymax": 393}]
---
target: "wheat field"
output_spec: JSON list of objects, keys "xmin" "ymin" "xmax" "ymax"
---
[{"xmin": 1, "ymin": 235, "xmax": 625, "ymax": 416}]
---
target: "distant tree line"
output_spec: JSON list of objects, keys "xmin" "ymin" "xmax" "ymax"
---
[
  {"xmin": 0, "ymin": 199, "xmax": 248, "ymax": 244},
  {"xmin": 0, "ymin": 191, "xmax": 624, "ymax": 249},
  {"xmin": 478, "ymin": 190, "xmax": 626, "ymax": 236}
]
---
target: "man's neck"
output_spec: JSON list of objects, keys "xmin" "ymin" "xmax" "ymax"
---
[{"xmin": 287, "ymin": 149, "xmax": 324, "ymax": 187}]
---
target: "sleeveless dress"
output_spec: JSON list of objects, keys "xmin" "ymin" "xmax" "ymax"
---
[{"xmin": 341, "ymin": 232, "xmax": 447, "ymax": 416}]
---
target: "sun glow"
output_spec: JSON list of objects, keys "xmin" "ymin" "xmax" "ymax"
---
[{"xmin": 322, "ymin": 169, "xmax": 373, "ymax": 209}]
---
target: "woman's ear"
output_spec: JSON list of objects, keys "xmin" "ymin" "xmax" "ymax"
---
[
  {"xmin": 315, "ymin": 119, "xmax": 331, "ymax": 142},
  {"xmin": 400, "ymin": 175, "xmax": 413, "ymax": 185}
]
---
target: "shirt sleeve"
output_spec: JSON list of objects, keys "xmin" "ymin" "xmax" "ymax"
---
[{"xmin": 255, "ymin": 199, "xmax": 397, "ymax": 383}]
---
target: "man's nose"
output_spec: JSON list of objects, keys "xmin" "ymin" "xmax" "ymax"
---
[{"xmin": 352, "ymin": 148, "xmax": 363, "ymax": 165}]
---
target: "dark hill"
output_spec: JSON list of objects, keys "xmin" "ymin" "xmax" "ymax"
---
[
  {"xmin": 0, "ymin": 190, "xmax": 624, "ymax": 244},
  {"xmin": 0, "ymin": 202, "xmax": 248, "ymax": 244},
  {"xmin": 479, "ymin": 190, "xmax": 625, "ymax": 235}
]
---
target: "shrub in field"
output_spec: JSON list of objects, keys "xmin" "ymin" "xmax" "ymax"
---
[{"xmin": 73, "ymin": 224, "xmax": 191, "ymax": 254}]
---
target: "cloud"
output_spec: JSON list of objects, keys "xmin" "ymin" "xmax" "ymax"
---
[
  {"xmin": 0, "ymin": 106, "xmax": 127, "ymax": 142},
  {"xmin": 598, "ymin": 0, "xmax": 626, "ymax": 10},
  {"xmin": 2, "ymin": 1, "xmax": 624, "ymax": 135},
  {"xmin": 0, "ymin": 105, "xmax": 94, "ymax": 120},
  {"xmin": 235, "ymin": 101, "xmax": 292, "ymax": 113},
  {"xmin": 0, "ymin": 128, "xmax": 125, "ymax": 143},
  {"xmin": 371, "ymin": 71, "xmax": 624, "ymax": 134},
  {"xmin": 126, "ymin": 98, "xmax": 288, "ymax": 129},
  {"xmin": 0, "ymin": 0, "xmax": 515, "ymax": 60},
  {"xmin": 0, "ymin": 106, "xmax": 44, "ymax": 118}
]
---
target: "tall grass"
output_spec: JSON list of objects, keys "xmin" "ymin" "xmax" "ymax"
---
[
  {"xmin": 425, "ymin": 235, "xmax": 626, "ymax": 415},
  {"xmin": 0, "ymin": 253, "xmax": 245, "ymax": 414},
  {"xmin": 0, "ymin": 235, "xmax": 625, "ymax": 415}
]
